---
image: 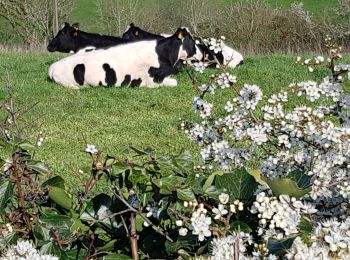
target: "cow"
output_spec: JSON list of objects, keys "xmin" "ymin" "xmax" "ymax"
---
[
  {"xmin": 122, "ymin": 23, "xmax": 243, "ymax": 68},
  {"xmin": 47, "ymin": 23, "xmax": 129, "ymax": 53},
  {"xmin": 48, "ymin": 28, "xmax": 196, "ymax": 89}
]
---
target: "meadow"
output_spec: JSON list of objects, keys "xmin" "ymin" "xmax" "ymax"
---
[{"xmin": 0, "ymin": 52, "xmax": 337, "ymax": 190}]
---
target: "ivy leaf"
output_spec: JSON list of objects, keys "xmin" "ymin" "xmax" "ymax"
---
[
  {"xmin": 65, "ymin": 249, "xmax": 88, "ymax": 260},
  {"xmin": 18, "ymin": 141, "xmax": 36, "ymax": 151},
  {"xmin": 203, "ymin": 170, "xmax": 224, "ymax": 191},
  {"xmin": 177, "ymin": 187, "xmax": 196, "ymax": 202},
  {"xmin": 40, "ymin": 211, "xmax": 72, "ymax": 228},
  {"xmin": 33, "ymin": 223, "xmax": 51, "ymax": 241},
  {"xmin": 288, "ymin": 170, "xmax": 311, "ymax": 189},
  {"xmin": 153, "ymin": 175, "xmax": 185, "ymax": 193},
  {"xmin": 80, "ymin": 194, "xmax": 119, "ymax": 230},
  {"xmin": 215, "ymin": 168, "xmax": 258, "ymax": 202},
  {"xmin": 298, "ymin": 216, "xmax": 313, "ymax": 245},
  {"xmin": 262, "ymin": 177, "xmax": 311, "ymax": 198},
  {"xmin": 204, "ymin": 185, "xmax": 223, "ymax": 198},
  {"xmin": 27, "ymin": 160, "xmax": 50, "ymax": 174},
  {"xmin": 246, "ymin": 169, "xmax": 266, "ymax": 185},
  {"xmin": 267, "ymin": 236, "xmax": 296, "ymax": 255},
  {"xmin": 103, "ymin": 253, "xmax": 132, "ymax": 260},
  {"xmin": 41, "ymin": 176, "xmax": 65, "ymax": 189},
  {"xmin": 96, "ymin": 239, "xmax": 117, "ymax": 252},
  {"xmin": 0, "ymin": 181, "xmax": 14, "ymax": 212},
  {"xmin": 48, "ymin": 187, "xmax": 72, "ymax": 210},
  {"xmin": 40, "ymin": 242, "xmax": 61, "ymax": 257},
  {"xmin": 231, "ymin": 221, "xmax": 252, "ymax": 233}
]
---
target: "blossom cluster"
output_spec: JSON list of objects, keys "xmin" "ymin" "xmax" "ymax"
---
[
  {"xmin": 3, "ymin": 240, "xmax": 58, "ymax": 260},
  {"xmin": 184, "ymin": 40, "xmax": 350, "ymax": 258},
  {"xmin": 174, "ymin": 194, "xmax": 245, "ymax": 242}
]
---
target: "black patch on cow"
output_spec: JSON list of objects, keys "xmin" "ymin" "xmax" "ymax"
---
[
  {"xmin": 47, "ymin": 22, "xmax": 129, "ymax": 53},
  {"xmin": 121, "ymin": 74, "xmax": 131, "ymax": 87},
  {"xmin": 149, "ymin": 28, "xmax": 196, "ymax": 83},
  {"xmin": 73, "ymin": 64, "xmax": 85, "ymax": 85},
  {"xmin": 130, "ymin": 78, "xmax": 142, "ymax": 88},
  {"xmin": 102, "ymin": 63, "xmax": 117, "ymax": 87},
  {"xmin": 122, "ymin": 23, "xmax": 164, "ymax": 41}
]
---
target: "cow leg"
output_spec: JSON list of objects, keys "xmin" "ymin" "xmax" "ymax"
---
[
  {"xmin": 148, "ymin": 63, "xmax": 174, "ymax": 84},
  {"xmin": 161, "ymin": 77, "xmax": 177, "ymax": 87}
]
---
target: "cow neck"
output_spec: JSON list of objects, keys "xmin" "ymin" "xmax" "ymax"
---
[
  {"xmin": 156, "ymin": 36, "xmax": 182, "ymax": 66},
  {"xmin": 72, "ymin": 31, "xmax": 123, "ymax": 52}
]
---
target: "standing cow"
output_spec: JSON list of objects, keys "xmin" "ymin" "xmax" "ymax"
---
[
  {"xmin": 47, "ymin": 23, "xmax": 128, "ymax": 53},
  {"xmin": 49, "ymin": 28, "xmax": 196, "ymax": 89},
  {"xmin": 122, "ymin": 23, "xmax": 243, "ymax": 68}
]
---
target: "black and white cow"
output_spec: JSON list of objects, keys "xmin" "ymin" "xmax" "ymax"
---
[
  {"xmin": 49, "ymin": 28, "xmax": 196, "ymax": 89},
  {"xmin": 122, "ymin": 23, "xmax": 164, "ymax": 41},
  {"xmin": 47, "ymin": 23, "xmax": 128, "ymax": 53},
  {"xmin": 122, "ymin": 23, "xmax": 243, "ymax": 68}
]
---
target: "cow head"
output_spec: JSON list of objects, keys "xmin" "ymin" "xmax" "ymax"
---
[
  {"xmin": 47, "ymin": 23, "xmax": 80, "ymax": 53},
  {"xmin": 122, "ymin": 23, "xmax": 141, "ymax": 40},
  {"xmin": 175, "ymin": 28, "xmax": 197, "ymax": 60}
]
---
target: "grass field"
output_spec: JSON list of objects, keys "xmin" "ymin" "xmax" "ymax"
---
[{"xmin": 0, "ymin": 52, "xmax": 341, "ymax": 190}]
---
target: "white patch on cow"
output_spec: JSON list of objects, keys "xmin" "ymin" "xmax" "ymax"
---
[
  {"xmin": 221, "ymin": 42, "xmax": 243, "ymax": 68},
  {"xmin": 76, "ymin": 46, "xmax": 96, "ymax": 54},
  {"xmin": 49, "ymin": 40, "xmax": 175, "ymax": 88},
  {"xmin": 162, "ymin": 77, "xmax": 177, "ymax": 87}
]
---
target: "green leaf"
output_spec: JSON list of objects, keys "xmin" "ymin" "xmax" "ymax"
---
[
  {"xmin": 40, "ymin": 211, "xmax": 72, "ymax": 228},
  {"xmin": 298, "ymin": 216, "xmax": 313, "ymax": 245},
  {"xmin": 2, "ymin": 231, "xmax": 19, "ymax": 247},
  {"xmin": 231, "ymin": 221, "xmax": 252, "ymax": 233},
  {"xmin": 0, "ymin": 181, "xmax": 14, "ymax": 212},
  {"xmin": 96, "ymin": 239, "xmax": 117, "ymax": 252},
  {"xmin": 136, "ymin": 214, "xmax": 144, "ymax": 232},
  {"xmin": 247, "ymin": 169, "xmax": 266, "ymax": 185},
  {"xmin": 65, "ymin": 249, "xmax": 88, "ymax": 260},
  {"xmin": 288, "ymin": 170, "xmax": 311, "ymax": 189},
  {"xmin": 48, "ymin": 187, "xmax": 72, "ymax": 210},
  {"xmin": 27, "ymin": 160, "xmax": 50, "ymax": 174},
  {"xmin": 18, "ymin": 141, "xmax": 36, "ymax": 151},
  {"xmin": 215, "ymin": 168, "xmax": 258, "ymax": 202},
  {"xmin": 262, "ymin": 177, "xmax": 311, "ymax": 198},
  {"xmin": 177, "ymin": 187, "xmax": 196, "ymax": 202},
  {"xmin": 40, "ymin": 242, "xmax": 61, "ymax": 257},
  {"xmin": 153, "ymin": 175, "xmax": 185, "ymax": 193},
  {"xmin": 80, "ymin": 194, "xmax": 119, "ymax": 229},
  {"xmin": 103, "ymin": 253, "xmax": 132, "ymax": 260},
  {"xmin": 204, "ymin": 185, "xmax": 223, "ymax": 198},
  {"xmin": 267, "ymin": 236, "xmax": 296, "ymax": 255},
  {"xmin": 41, "ymin": 176, "xmax": 65, "ymax": 189},
  {"xmin": 33, "ymin": 223, "xmax": 51, "ymax": 241},
  {"xmin": 203, "ymin": 170, "xmax": 224, "ymax": 191}
]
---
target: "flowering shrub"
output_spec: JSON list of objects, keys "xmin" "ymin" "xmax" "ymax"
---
[
  {"xmin": 1, "ymin": 38, "xmax": 350, "ymax": 259},
  {"xmin": 182, "ymin": 38, "xmax": 350, "ymax": 258}
]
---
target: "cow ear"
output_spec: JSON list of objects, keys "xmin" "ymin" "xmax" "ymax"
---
[
  {"xmin": 130, "ymin": 23, "xmax": 135, "ymax": 27},
  {"xmin": 133, "ymin": 29, "xmax": 139, "ymax": 37},
  {"xmin": 175, "ymin": 28, "xmax": 185, "ymax": 40},
  {"xmin": 62, "ymin": 22, "xmax": 69, "ymax": 29},
  {"xmin": 72, "ymin": 23, "xmax": 80, "ymax": 30}
]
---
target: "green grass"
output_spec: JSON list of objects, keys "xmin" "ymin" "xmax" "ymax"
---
[
  {"xmin": 0, "ymin": 53, "xmax": 341, "ymax": 190},
  {"xmin": 267, "ymin": 0, "xmax": 338, "ymax": 14}
]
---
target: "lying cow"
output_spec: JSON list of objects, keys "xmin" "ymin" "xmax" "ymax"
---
[
  {"xmin": 47, "ymin": 23, "xmax": 128, "ymax": 53},
  {"xmin": 122, "ymin": 23, "xmax": 243, "ymax": 68},
  {"xmin": 49, "ymin": 28, "xmax": 196, "ymax": 89}
]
